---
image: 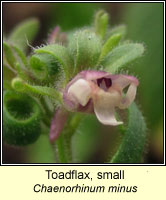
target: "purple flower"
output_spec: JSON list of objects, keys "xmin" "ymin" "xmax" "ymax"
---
[
  {"xmin": 50, "ymin": 70, "xmax": 139, "ymax": 142},
  {"xmin": 63, "ymin": 70, "xmax": 139, "ymax": 126}
]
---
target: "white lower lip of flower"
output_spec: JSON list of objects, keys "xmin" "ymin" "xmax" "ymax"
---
[
  {"xmin": 68, "ymin": 79, "xmax": 91, "ymax": 106},
  {"xmin": 94, "ymin": 107, "xmax": 123, "ymax": 126},
  {"xmin": 93, "ymin": 89, "xmax": 123, "ymax": 126}
]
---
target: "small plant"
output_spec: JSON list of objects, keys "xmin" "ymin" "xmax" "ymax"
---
[{"xmin": 3, "ymin": 10, "xmax": 146, "ymax": 163}]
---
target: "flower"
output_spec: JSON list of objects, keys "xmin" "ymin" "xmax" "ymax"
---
[
  {"xmin": 50, "ymin": 70, "xmax": 139, "ymax": 142},
  {"xmin": 63, "ymin": 70, "xmax": 139, "ymax": 126}
]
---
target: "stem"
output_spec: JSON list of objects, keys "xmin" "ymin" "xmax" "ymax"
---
[
  {"xmin": 63, "ymin": 113, "xmax": 84, "ymax": 163},
  {"xmin": 40, "ymin": 97, "xmax": 53, "ymax": 117},
  {"xmin": 50, "ymin": 113, "xmax": 83, "ymax": 163},
  {"xmin": 51, "ymin": 143, "xmax": 59, "ymax": 163},
  {"xmin": 56, "ymin": 134, "xmax": 68, "ymax": 163}
]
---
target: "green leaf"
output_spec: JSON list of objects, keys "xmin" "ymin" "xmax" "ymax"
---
[
  {"xmin": 9, "ymin": 18, "xmax": 39, "ymax": 51},
  {"xmin": 107, "ymin": 25, "xmax": 127, "ymax": 39},
  {"xmin": 68, "ymin": 30, "xmax": 102, "ymax": 71},
  {"xmin": 3, "ymin": 90, "xmax": 42, "ymax": 146},
  {"xmin": 102, "ymin": 43, "xmax": 144, "ymax": 73},
  {"xmin": 34, "ymin": 44, "xmax": 73, "ymax": 81},
  {"xmin": 15, "ymin": 63, "xmax": 30, "ymax": 81},
  {"xmin": 12, "ymin": 45, "xmax": 28, "ymax": 67},
  {"xmin": 3, "ymin": 42, "xmax": 16, "ymax": 68},
  {"xmin": 94, "ymin": 10, "xmax": 109, "ymax": 39},
  {"xmin": 30, "ymin": 53, "xmax": 59, "ymax": 80},
  {"xmin": 3, "ymin": 63, "xmax": 16, "ymax": 90},
  {"xmin": 110, "ymin": 103, "xmax": 147, "ymax": 163},
  {"xmin": 99, "ymin": 33, "xmax": 122, "ymax": 61},
  {"xmin": 11, "ymin": 77, "xmax": 62, "ymax": 103}
]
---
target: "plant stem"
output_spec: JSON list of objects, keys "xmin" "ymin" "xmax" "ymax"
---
[
  {"xmin": 56, "ymin": 134, "xmax": 68, "ymax": 163},
  {"xmin": 63, "ymin": 113, "xmax": 84, "ymax": 163},
  {"xmin": 40, "ymin": 96, "xmax": 53, "ymax": 117}
]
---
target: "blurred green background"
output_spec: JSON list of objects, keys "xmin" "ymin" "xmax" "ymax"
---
[{"xmin": 3, "ymin": 2, "xmax": 164, "ymax": 163}]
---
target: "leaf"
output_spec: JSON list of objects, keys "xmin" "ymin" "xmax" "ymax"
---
[
  {"xmin": 9, "ymin": 18, "xmax": 39, "ymax": 51},
  {"xmin": 3, "ymin": 90, "xmax": 42, "ymax": 146},
  {"xmin": 106, "ymin": 24, "xmax": 127, "ymax": 39},
  {"xmin": 35, "ymin": 44, "xmax": 73, "ymax": 81},
  {"xmin": 3, "ymin": 42, "xmax": 16, "ymax": 68},
  {"xmin": 26, "ymin": 85, "xmax": 61, "ymax": 102},
  {"xmin": 12, "ymin": 45, "xmax": 28, "ymax": 67},
  {"xmin": 110, "ymin": 103, "xmax": 147, "ymax": 163},
  {"xmin": 3, "ymin": 64, "xmax": 15, "ymax": 84},
  {"xmin": 94, "ymin": 10, "xmax": 109, "ymax": 39},
  {"xmin": 15, "ymin": 63, "xmax": 30, "ymax": 81},
  {"xmin": 99, "ymin": 33, "xmax": 122, "ymax": 61},
  {"xmin": 102, "ymin": 43, "xmax": 145, "ymax": 73},
  {"xmin": 68, "ymin": 30, "xmax": 102, "ymax": 71},
  {"xmin": 11, "ymin": 77, "xmax": 62, "ymax": 103},
  {"xmin": 30, "ymin": 53, "xmax": 60, "ymax": 80}
]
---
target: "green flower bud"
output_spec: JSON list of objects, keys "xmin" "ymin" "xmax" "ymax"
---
[{"xmin": 68, "ymin": 30, "xmax": 102, "ymax": 71}]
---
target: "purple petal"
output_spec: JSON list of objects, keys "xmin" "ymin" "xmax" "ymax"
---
[
  {"xmin": 64, "ymin": 70, "xmax": 110, "ymax": 90},
  {"xmin": 48, "ymin": 26, "xmax": 60, "ymax": 44},
  {"xmin": 79, "ymin": 70, "xmax": 110, "ymax": 81},
  {"xmin": 110, "ymin": 74, "xmax": 139, "ymax": 88},
  {"xmin": 49, "ymin": 108, "xmax": 69, "ymax": 143}
]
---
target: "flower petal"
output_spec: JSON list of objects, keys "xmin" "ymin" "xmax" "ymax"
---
[
  {"xmin": 111, "ymin": 74, "xmax": 139, "ymax": 89},
  {"xmin": 119, "ymin": 83, "xmax": 137, "ymax": 109},
  {"xmin": 81, "ymin": 70, "xmax": 110, "ymax": 81},
  {"xmin": 68, "ymin": 79, "xmax": 91, "ymax": 106},
  {"xmin": 49, "ymin": 108, "xmax": 68, "ymax": 143},
  {"xmin": 107, "ymin": 74, "xmax": 138, "ymax": 109},
  {"xmin": 93, "ymin": 88, "xmax": 123, "ymax": 126}
]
